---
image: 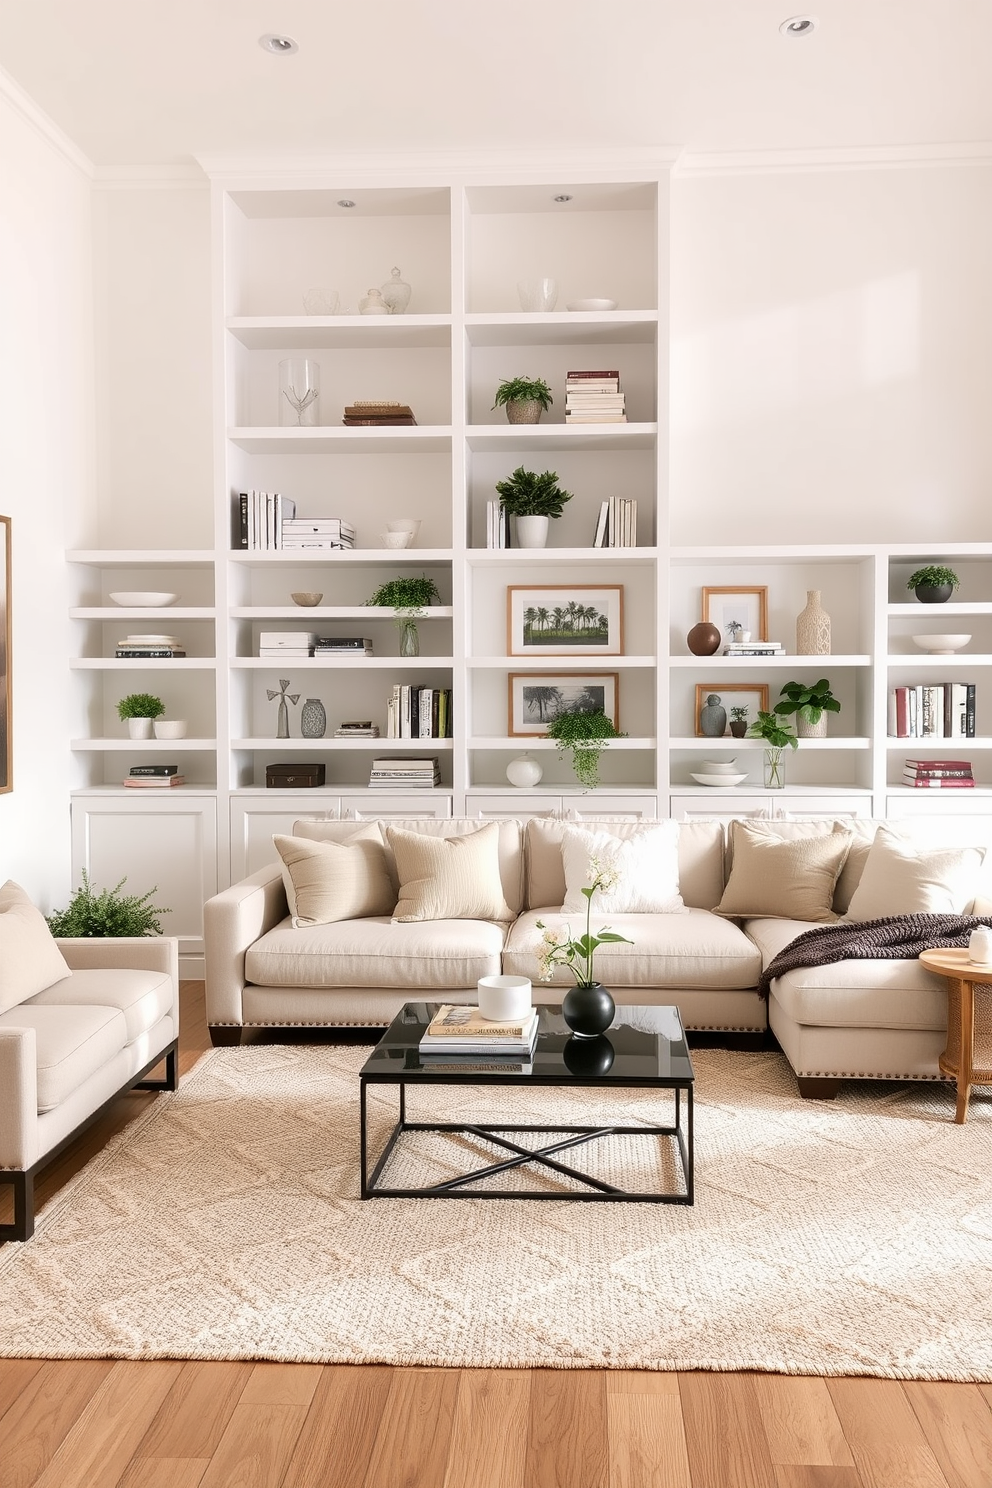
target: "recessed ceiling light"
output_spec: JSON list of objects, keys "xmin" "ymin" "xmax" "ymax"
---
[
  {"xmin": 553, "ymin": 194, "xmax": 573, "ymax": 204},
  {"xmin": 337, "ymin": 199, "xmax": 356, "ymax": 209},
  {"xmin": 258, "ymin": 33, "xmax": 298, "ymax": 54},
  {"xmin": 779, "ymin": 15, "xmax": 818, "ymax": 36}
]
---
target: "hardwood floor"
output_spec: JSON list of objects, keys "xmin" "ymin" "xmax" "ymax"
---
[{"xmin": 2, "ymin": 982, "xmax": 990, "ymax": 1488}]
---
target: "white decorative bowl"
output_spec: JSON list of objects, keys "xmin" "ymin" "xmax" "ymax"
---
[
  {"xmin": 911, "ymin": 634, "xmax": 971, "ymax": 654},
  {"xmin": 109, "ymin": 592, "xmax": 178, "ymax": 607},
  {"xmin": 382, "ymin": 532, "xmax": 412, "ymax": 549},
  {"xmin": 691, "ymin": 771, "xmax": 748, "ymax": 787},
  {"xmin": 153, "ymin": 719, "xmax": 187, "ymax": 739},
  {"xmin": 702, "ymin": 759, "xmax": 739, "ymax": 773},
  {"xmin": 566, "ymin": 298, "xmax": 618, "ymax": 312}
]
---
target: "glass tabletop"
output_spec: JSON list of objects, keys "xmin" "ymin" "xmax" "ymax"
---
[{"xmin": 360, "ymin": 1003, "xmax": 695, "ymax": 1085}]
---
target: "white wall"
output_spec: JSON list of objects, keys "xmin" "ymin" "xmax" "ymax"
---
[
  {"xmin": 0, "ymin": 75, "xmax": 94, "ymax": 907},
  {"xmin": 670, "ymin": 162, "xmax": 992, "ymax": 545}
]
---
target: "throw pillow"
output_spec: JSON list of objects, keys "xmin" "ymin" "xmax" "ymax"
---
[
  {"xmin": 845, "ymin": 825, "xmax": 985, "ymax": 921},
  {"xmin": 387, "ymin": 822, "xmax": 513, "ymax": 923},
  {"xmin": 0, "ymin": 880, "xmax": 72, "ymax": 1013},
  {"xmin": 559, "ymin": 823, "xmax": 686, "ymax": 914},
  {"xmin": 272, "ymin": 826, "xmax": 394, "ymax": 927},
  {"xmin": 715, "ymin": 822, "xmax": 853, "ymax": 922}
]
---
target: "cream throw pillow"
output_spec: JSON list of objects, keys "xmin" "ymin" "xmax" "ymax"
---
[
  {"xmin": 0, "ymin": 880, "xmax": 72, "ymax": 1012},
  {"xmin": 387, "ymin": 822, "xmax": 513, "ymax": 923},
  {"xmin": 845, "ymin": 824, "xmax": 985, "ymax": 921},
  {"xmin": 560, "ymin": 823, "xmax": 687, "ymax": 914},
  {"xmin": 715, "ymin": 822, "xmax": 853, "ymax": 922},
  {"xmin": 273, "ymin": 826, "xmax": 394, "ymax": 927}
]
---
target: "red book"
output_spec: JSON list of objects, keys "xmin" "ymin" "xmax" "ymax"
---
[
  {"xmin": 894, "ymin": 687, "xmax": 909, "ymax": 737},
  {"xmin": 904, "ymin": 759, "xmax": 973, "ymax": 769}
]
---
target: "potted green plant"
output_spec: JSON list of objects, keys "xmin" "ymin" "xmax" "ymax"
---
[
  {"xmin": 116, "ymin": 691, "xmax": 165, "ymax": 740},
  {"xmin": 46, "ymin": 871, "xmax": 168, "ymax": 937},
  {"xmin": 773, "ymin": 678, "xmax": 841, "ymax": 738},
  {"xmin": 494, "ymin": 466, "xmax": 573, "ymax": 548},
  {"xmin": 546, "ymin": 708, "xmax": 625, "ymax": 791},
  {"xmin": 365, "ymin": 573, "xmax": 441, "ymax": 656},
  {"xmin": 729, "ymin": 705, "xmax": 749, "ymax": 739},
  {"xmin": 492, "ymin": 375, "xmax": 553, "ymax": 426},
  {"xmin": 746, "ymin": 710, "xmax": 798, "ymax": 789},
  {"xmin": 907, "ymin": 565, "xmax": 960, "ymax": 604}
]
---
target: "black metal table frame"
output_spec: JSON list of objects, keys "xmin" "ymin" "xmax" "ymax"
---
[{"xmin": 360, "ymin": 1076, "xmax": 693, "ymax": 1204}]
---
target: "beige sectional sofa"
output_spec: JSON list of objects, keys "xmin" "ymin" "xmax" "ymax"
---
[{"xmin": 203, "ymin": 813, "xmax": 992, "ymax": 1101}]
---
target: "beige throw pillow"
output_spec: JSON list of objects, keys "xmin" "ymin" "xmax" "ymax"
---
[
  {"xmin": 0, "ymin": 880, "xmax": 72, "ymax": 1012},
  {"xmin": 845, "ymin": 825, "xmax": 985, "ymax": 921},
  {"xmin": 715, "ymin": 822, "xmax": 853, "ymax": 922},
  {"xmin": 387, "ymin": 822, "xmax": 513, "ymax": 923},
  {"xmin": 560, "ymin": 823, "xmax": 686, "ymax": 914},
  {"xmin": 272, "ymin": 826, "xmax": 395, "ymax": 927}
]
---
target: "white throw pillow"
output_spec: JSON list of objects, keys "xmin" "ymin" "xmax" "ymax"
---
[
  {"xmin": 845, "ymin": 825, "xmax": 985, "ymax": 921},
  {"xmin": 272, "ymin": 825, "xmax": 394, "ymax": 927},
  {"xmin": 0, "ymin": 880, "xmax": 72, "ymax": 1012},
  {"xmin": 560, "ymin": 823, "xmax": 686, "ymax": 914},
  {"xmin": 387, "ymin": 822, "xmax": 514, "ymax": 923}
]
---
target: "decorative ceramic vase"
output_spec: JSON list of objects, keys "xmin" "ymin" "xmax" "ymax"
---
[
  {"xmin": 562, "ymin": 1033, "xmax": 615, "ymax": 1075},
  {"xmin": 686, "ymin": 621, "xmax": 721, "ymax": 656},
  {"xmin": 797, "ymin": 714, "xmax": 828, "ymax": 739},
  {"xmin": 515, "ymin": 515, "xmax": 550, "ymax": 548},
  {"xmin": 300, "ymin": 698, "xmax": 327, "ymax": 738},
  {"xmin": 517, "ymin": 278, "xmax": 558, "ymax": 312},
  {"xmin": 127, "ymin": 717, "xmax": 153, "ymax": 739},
  {"xmin": 506, "ymin": 753, "xmax": 544, "ymax": 787},
  {"xmin": 914, "ymin": 583, "xmax": 954, "ymax": 604},
  {"xmin": 699, "ymin": 693, "xmax": 727, "ymax": 738},
  {"xmin": 359, "ymin": 288, "xmax": 390, "ymax": 315},
  {"xmin": 763, "ymin": 747, "xmax": 787, "ymax": 789},
  {"xmin": 399, "ymin": 619, "xmax": 420, "ymax": 657},
  {"xmin": 505, "ymin": 400, "xmax": 543, "ymax": 425},
  {"xmin": 968, "ymin": 926, "xmax": 992, "ymax": 964},
  {"xmin": 562, "ymin": 982, "xmax": 616, "ymax": 1039},
  {"xmin": 278, "ymin": 358, "xmax": 320, "ymax": 426},
  {"xmin": 796, "ymin": 590, "xmax": 831, "ymax": 655},
  {"xmin": 380, "ymin": 267, "xmax": 411, "ymax": 314}
]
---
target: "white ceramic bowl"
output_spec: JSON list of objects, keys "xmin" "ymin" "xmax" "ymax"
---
[
  {"xmin": 109, "ymin": 592, "xmax": 178, "ymax": 607},
  {"xmin": 387, "ymin": 519, "xmax": 421, "ymax": 536},
  {"xmin": 911, "ymin": 634, "xmax": 971, "ymax": 654},
  {"xmin": 382, "ymin": 532, "xmax": 412, "ymax": 549},
  {"xmin": 691, "ymin": 771, "xmax": 748, "ymax": 787},
  {"xmin": 566, "ymin": 298, "xmax": 618, "ymax": 312},
  {"xmin": 702, "ymin": 759, "xmax": 739, "ymax": 773},
  {"xmin": 153, "ymin": 720, "xmax": 187, "ymax": 739},
  {"xmin": 290, "ymin": 592, "xmax": 323, "ymax": 606}
]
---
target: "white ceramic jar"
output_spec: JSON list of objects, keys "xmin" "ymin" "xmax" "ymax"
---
[{"xmin": 968, "ymin": 926, "xmax": 992, "ymax": 964}]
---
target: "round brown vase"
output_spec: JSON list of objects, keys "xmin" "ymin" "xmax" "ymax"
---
[{"xmin": 687, "ymin": 622, "xmax": 721, "ymax": 656}]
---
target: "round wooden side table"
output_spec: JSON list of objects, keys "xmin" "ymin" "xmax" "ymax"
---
[{"xmin": 919, "ymin": 947, "xmax": 992, "ymax": 1123}]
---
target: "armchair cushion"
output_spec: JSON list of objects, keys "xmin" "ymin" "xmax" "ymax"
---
[
  {"xmin": 0, "ymin": 880, "xmax": 72, "ymax": 1013},
  {"xmin": 0, "ymin": 1003, "xmax": 128, "ymax": 1112},
  {"xmin": 27, "ymin": 967, "xmax": 175, "ymax": 1044}
]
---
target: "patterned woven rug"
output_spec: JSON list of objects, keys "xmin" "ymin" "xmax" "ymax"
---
[{"xmin": 2, "ymin": 1045, "xmax": 990, "ymax": 1378}]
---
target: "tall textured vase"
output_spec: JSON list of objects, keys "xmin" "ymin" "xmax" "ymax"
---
[
  {"xmin": 796, "ymin": 590, "xmax": 831, "ymax": 655},
  {"xmin": 300, "ymin": 698, "xmax": 326, "ymax": 738}
]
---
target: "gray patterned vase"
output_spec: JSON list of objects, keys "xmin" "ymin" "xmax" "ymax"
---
[{"xmin": 300, "ymin": 698, "xmax": 326, "ymax": 738}]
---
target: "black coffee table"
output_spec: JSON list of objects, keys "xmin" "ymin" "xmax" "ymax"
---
[{"xmin": 359, "ymin": 1002, "xmax": 694, "ymax": 1203}]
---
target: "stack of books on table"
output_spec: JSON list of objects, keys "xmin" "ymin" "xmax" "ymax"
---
[
  {"xmin": 902, "ymin": 758, "xmax": 975, "ymax": 788},
  {"xmin": 237, "ymin": 491, "xmax": 297, "ymax": 550},
  {"xmin": 368, "ymin": 756, "xmax": 441, "ymax": 788},
  {"xmin": 334, "ymin": 720, "xmax": 380, "ymax": 738},
  {"xmin": 386, "ymin": 684, "xmax": 452, "ymax": 738},
  {"xmin": 564, "ymin": 370, "xmax": 626, "ymax": 423},
  {"xmin": 485, "ymin": 499, "xmax": 512, "ymax": 548},
  {"xmin": 115, "ymin": 635, "xmax": 186, "ymax": 659},
  {"xmin": 592, "ymin": 495, "xmax": 637, "ymax": 547},
  {"xmin": 280, "ymin": 517, "xmax": 355, "ymax": 551},
  {"xmin": 418, "ymin": 1004, "xmax": 540, "ymax": 1067},
  {"xmin": 723, "ymin": 639, "xmax": 785, "ymax": 657},
  {"xmin": 123, "ymin": 765, "xmax": 185, "ymax": 788},
  {"xmin": 313, "ymin": 636, "xmax": 374, "ymax": 658},
  {"xmin": 888, "ymin": 683, "xmax": 976, "ymax": 738},
  {"xmin": 258, "ymin": 631, "xmax": 315, "ymax": 659},
  {"xmin": 343, "ymin": 402, "xmax": 417, "ymax": 427}
]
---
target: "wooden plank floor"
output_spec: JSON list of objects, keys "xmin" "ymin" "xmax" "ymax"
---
[{"xmin": 2, "ymin": 982, "xmax": 990, "ymax": 1488}]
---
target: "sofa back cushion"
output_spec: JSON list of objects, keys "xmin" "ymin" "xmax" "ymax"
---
[
  {"xmin": 0, "ymin": 880, "xmax": 72, "ymax": 1012},
  {"xmin": 525, "ymin": 818, "xmax": 724, "ymax": 910}
]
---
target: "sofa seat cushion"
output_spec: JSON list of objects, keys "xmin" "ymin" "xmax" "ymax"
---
[
  {"xmin": 26, "ymin": 968, "xmax": 174, "ymax": 1046},
  {"xmin": 503, "ymin": 908, "xmax": 761, "ymax": 990},
  {"xmin": 0, "ymin": 1003, "xmax": 128, "ymax": 1113},
  {"xmin": 245, "ymin": 916, "xmax": 506, "ymax": 990}
]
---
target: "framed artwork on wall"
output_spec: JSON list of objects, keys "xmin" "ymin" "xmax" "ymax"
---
[
  {"xmin": 694, "ymin": 682, "xmax": 769, "ymax": 739},
  {"xmin": 0, "ymin": 516, "xmax": 9, "ymax": 793},
  {"xmin": 506, "ymin": 584, "xmax": 624, "ymax": 657},
  {"xmin": 701, "ymin": 586, "xmax": 769, "ymax": 645},
  {"xmin": 509, "ymin": 672, "xmax": 620, "ymax": 736}
]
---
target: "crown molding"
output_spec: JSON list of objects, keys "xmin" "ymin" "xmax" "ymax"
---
[
  {"xmin": 675, "ymin": 141, "xmax": 992, "ymax": 177},
  {"xmin": 195, "ymin": 146, "xmax": 681, "ymax": 187},
  {"xmin": 0, "ymin": 65, "xmax": 93, "ymax": 177},
  {"xmin": 92, "ymin": 161, "xmax": 209, "ymax": 190}
]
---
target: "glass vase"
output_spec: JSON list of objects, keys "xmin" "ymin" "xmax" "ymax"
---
[
  {"xmin": 399, "ymin": 619, "xmax": 420, "ymax": 657},
  {"xmin": 278, "ymin": 358, "xmax": 320, "ymax": 426},
  {"xmin": 763, "ymin": 747, "xmax": 787, "ymax": 789}
]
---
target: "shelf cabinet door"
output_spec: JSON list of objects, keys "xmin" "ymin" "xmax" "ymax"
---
[{"xmin": 230, "ymin": 795, "xmax": 342, "ymax": 880}]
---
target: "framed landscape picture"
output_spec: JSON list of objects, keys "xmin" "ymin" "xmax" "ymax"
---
[
  {"xmin": 507, "ymin": 584, "xmax": 624, "ymax": 657},
  {"xmin": 0, "ymin": 516, "xmax": 9, "ymax": 792},
  {"xmin": 701, "ymin": 585, "xmax": 768, "ymax": 644},
  {"xmin": 509, "ymin": 671, "xmax": 619, "ymax": 736},
  {"xmin": 694, "ymin": 682, "xmax": 768, "ymax": 738}
]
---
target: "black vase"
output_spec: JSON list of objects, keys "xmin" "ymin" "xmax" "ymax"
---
[
  {"xmin": 914, "ymin": 583, "xmax": 953, "ymax": 604},
  {"xmin": 562, "ymin": 981, "xmax": 615, "ymax": 1038},
  {"xmin": 562, "ymin": 1033, "xmax": 615, "ymax": 1075}
]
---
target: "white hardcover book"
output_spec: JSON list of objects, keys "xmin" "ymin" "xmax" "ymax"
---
[
  {"xmin": 608, "ymin": 495, "xmax": 618, "ymax": 549},
  {"xmin": 400, "ymin": 684, "xmax": 411, "ymax": 739},
  {"xmin": 593, "ymin": 500, "xmax": 609, "ymax": 548}
]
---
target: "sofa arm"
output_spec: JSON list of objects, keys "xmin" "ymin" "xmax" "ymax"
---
[
  {"xmin": 0, "ymin": 1027, "xmax": 38, "ymax": 1170},
  {"xmin": 55, "ymin": 936, "xmax": 179, "ymax": 981},
  {"xmin": 204, "ymin": 863, "xmax": 289, "ymax": 1027}
]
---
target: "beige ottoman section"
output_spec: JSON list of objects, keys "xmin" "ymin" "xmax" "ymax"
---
[{"xmin": 246, "ymin": 915, "xmax": 507, "ymax": 990}]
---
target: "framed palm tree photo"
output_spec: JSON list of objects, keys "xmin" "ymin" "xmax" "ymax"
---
[
  {"xmin": 507, "ymin": 585, "xmax": 624, "ymax": 656},
  {"xmin": 508, "ymin": 672, "xmax": 619, "ymax": 736}
]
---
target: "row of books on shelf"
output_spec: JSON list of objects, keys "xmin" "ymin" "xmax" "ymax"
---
[
  {"xmin": 257, "ymin": 634, "xmax": 374, "ymax": 659},
  {"xmin": 418, "ymin": 1004, "xmax": 539, "ymax": 1065},
  {"xmin": 237, "ymin": 493, "xmax": 357, "ymax": 551},
  {"xmin": 122, "ymin": 765, "xmax": 184, "ymax": 789},
  {"xmin": 887, "ymin": 684, "xmax": 976, "ymax": 738},
  {"xmin": 593, "ymin": 496, "xmax": 637, "ymax": 547},
  {"xmin": 385, "ymin": 685, "xmax": 452, "ymax": 739},
  {"xmin": 115, "ymin": 634, "xmax": 186, "ymax": 658},
  {"xmin": 901, "ymin": 759, "xmax": 975, "ymax": 789},
  {"xmin": 342, "ymin": 401, "xmax": 417, "ymax": 427},
  {"xmin": 564, "ymin": 370, "xmax": 626, "ymax": 424},
  {"xmin": 724, "ymin": 640, "xmax": 784, "ymax": 657},
  {"xmin": 369, "ymin": 756, "xmax": 441, "ymax": 788}
]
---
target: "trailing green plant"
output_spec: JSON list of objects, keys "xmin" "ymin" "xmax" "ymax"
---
[
  {"xmin": 907, "ymin": 565, "xmax": 959, "ymax": 592},
  {"xmin": 492, "ymin": 376, "xmax": 553, "ymax": 412},
  {"xmin": 46, "ymin": 870, "xmax": 168, "ymax": 937},
  {"xmin": 546, "ymin": 708, "xmax": 625, "ymax": 791},
  {"xmin": 494, "ymin": 466, "xmax": 573, "ymax": 519},
  {"xmin": 746, "ymin": 710, "xmax": 799, "ymax": 750},
  {"xmin": 364, "ymin": 574, "xmax": 441, "ymax": 615},
  {"xmin": 773, "ymin": 679, "xmax": 841, "ymax": 727},
  {"xmin": 116, "ymin": 692, "xmax": 165, "ymax": 721}
]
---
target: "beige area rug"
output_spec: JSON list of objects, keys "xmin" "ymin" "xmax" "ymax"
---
[{"xmin": 2, "ymin": 1045, "xmax": 991, "ymax": 1378}]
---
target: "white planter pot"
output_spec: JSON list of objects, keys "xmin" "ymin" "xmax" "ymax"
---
[
  {"xmin": 797, "ymin": 715, "xmax": 828, "ymax": 739},
  {"xmin": 154, "ymin": 719, "xmax": 188, "ymax": 739},
  {"xmin": 127, "ymin": 718, "xmax": 153, "ymax": 739},
  {"xmin": 515, "ymin": 515, "xmax": 550, "ymax": 548}
]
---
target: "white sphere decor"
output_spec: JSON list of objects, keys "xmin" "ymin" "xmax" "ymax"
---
[{"xmin": 506, "ymin": 753, "xmax": 543, "ymax": 788}]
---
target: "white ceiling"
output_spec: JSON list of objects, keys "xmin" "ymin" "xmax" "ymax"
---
[{"xmin": 1, "ymin": 0, "xmax": 990, "ymax": 171}]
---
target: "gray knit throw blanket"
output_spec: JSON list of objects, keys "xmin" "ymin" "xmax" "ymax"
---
[{"xmin": 757, "ymin": 913, "xmax": 992, "ymax": 999}]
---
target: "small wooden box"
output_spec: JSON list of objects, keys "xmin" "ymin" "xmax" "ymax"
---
[{"xmin": 265, "ymin": 763, "xmax": 326, "ymax": 789}]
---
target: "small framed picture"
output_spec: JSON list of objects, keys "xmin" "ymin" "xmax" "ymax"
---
[
  {"xmin": 694, "ymin": 682, "xmax": 769, "ymax": 738},
  {"xmin": 701, "ymin": 586, "xmax": 769, "ymax": 645},
  {"xmin": 509, "ymin": 672, "xmax": 619, "ymax": 736},
  {"xmin": 507, "ymin": 585, "xmax": 624, "ymax": 657}
]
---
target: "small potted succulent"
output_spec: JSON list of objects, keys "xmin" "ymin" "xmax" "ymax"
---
[
  {"xmin": 116, "ymin": 691, "xmax": 165, "ymax": 740},
  {"xmin": 747, "ymin": 710, "xmax": 798, "ymax": 789},
  {"xmin": 907, "ymin": 565, "xmax": 960, "ymax": 604},
  {"xmin": 774, "ymin": 678, "xmax": 841, "ymax": 739},
  {"xmin": 494, "ymin": 465, "xmax": 573, "ymax": 548},
  {"xmin": 365, "ymin": 573, "xmax": 441, "ymax": 656},
  {"xmin": 492, "ymin": 375, "xmax": 553, "ymax": 426},
  {"xmin": 729, "ymin": 705, "xmax": 749, "ymax": 739}
]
